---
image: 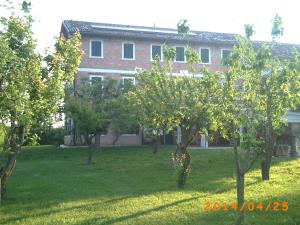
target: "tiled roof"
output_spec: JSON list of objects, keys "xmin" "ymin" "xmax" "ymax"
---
[
  {"xmin": 253, "ymin": 41, "xmax": 300, "ymax": 60},
  {"xmin": 62, "ymin": 20, "xmax": 236, "ymax": 45},
  {"xmin": 62, "ymin": 20, "xmax": 300, "ymax": 59}
]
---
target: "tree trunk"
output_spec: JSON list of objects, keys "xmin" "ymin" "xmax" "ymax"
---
[
  {"xmin": 232, "ymin": 137, "xmax": 245, "ymax": 225},
  {"xmin": 171, "ymin": 130, "xmax": 181, "ymax": 168},
  {"xmin": 2, "ymin": 136, "xmax": 9, "ymax": 152},
  {"xmin": 177, "ymin": 149, "xmax": 191, "ymax": 189},
  {"xmin": 0, "ymin": 177, "xmax": 1, "ymax": 205},
  {"xmin": 94, "ymin": 132, "xmax": 101, "ymax": 150},
  {"xmin": 153, "ymin": 134, "xmax": 160, "ymax": 154},
  {"xmin": 261, "ymin": 93, "xmax": 273, "ymax": 181},
  {"xmin": 112, "ymin": 132, "xmax": 120, "ymax": 146},
  {"xmin": 85, "ymin": 134, "xmax": 93, "ymax": 165},
  {"xmin": 175, "ymin": 126, "xmax": 198, "ymax": 188},
  {"xmin": 0, "ymin": 148, "xmax": 19, "ymax": 202},
  {"xmin": 261, "ymin": 160, "xmax": 270, "ymax": 180},
  {"xmin": 289, "ymin": 135, "xmax": 298, "ymax": 157},
  {"xmin": 0, "ymin": 125, "xmax": 24, "ymax": 202},
  {"xmin": 87, "ymin": 145, "xmax": 92, "ymax": 165},
  {"xmin": 3, "ymin": 113, "xmax": 17, "ymax": 152},
  {"xmin": 235, "ymin": 172, "xmax": 245, "ymax": 225},
  {"xmin": 261, "ymin": 138, "xmax": 273, "ymax": 180},
  {"xmin": 72, "ymin": 121, "xmax": 77, "ymax": 145}
]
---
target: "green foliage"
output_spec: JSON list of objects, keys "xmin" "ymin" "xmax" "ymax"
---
[
  {"xmin": 244, "ymin": 24, "xmax": 255, "ymax": 39},
  {"xmin": 185, "ymin": 47, "xmax": 200, "ymax": 73},
  {"xmin": 21, "ymin": 1, "xmax": 31, "ymax": 13},
  {"xmin": 177, "ymin": 19, "xmax": 190, "ymax": 36},
  {"xmin": 220, "ymin": 33, "xmax": 300, "ymax": 146},
  {"xmin": 26, "ymin": 133, "xmax": 40, "ymax": 146},
  {"xmin": 0, "ymin": 125, "xmax": 6, "ymax": 150},
  {"xmin": 163, "ymin": 45, "xmax": 176, "ymax": 62},
  {"xmin": 213, "ymin": 21, "xmax": 300, "ymax": 224},
  {"xmin": 65, "ymin": 79, "xmax": 110, "ymax": 140},
  {"xmin": 163, "ymin": 44, "xmax": 176, "ymax": 71},
  {"xmin": 0, "ymin": 0, "xmax": 82, "ymax": 201},
  {"xmin": 130, "ymin": 53, "xmax": 220, "ymax": 136},
  {"xmin": 0, "ymin": 3, "xmax": 83, "ymax": 147},
  {"xmin": 271, "ymin": 14, "xmax": 284, "ymax": 40},
  {"xmin": 65, "ymin": 77, "xmax": 138, "ymax": 145},
  {"xmin": 109, "ymin": 94, "xmax": 139, "ymax": 138},
  {"xmin": 39, "ymin": 128, "xmax": 64, "ymax": 145},
  {"xmin": 130, "ymin": 61, "xmax": 218, "ymax": 136},
  {"xmin": 25, "ymin": 127, "xmax": 64, "ymax": 146},
  {"xmin": 128, "ymin": 43, "xmax": 221, "ymax": 187}
]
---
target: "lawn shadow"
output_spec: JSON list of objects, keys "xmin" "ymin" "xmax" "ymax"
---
[
  {"xmin": 1, "ymin": 195, "xmax": 138, "ymax": 224},
  {"xmin": 184, "ymin": 148, "xmax": 298, "ymax": 194},
  {"xmin": 78, "ymin": 196, "xmax": 201, "ymax": 225},
  {"xmin": 1, "ymin": 145, "xmax": 298, "ymax": 225}
]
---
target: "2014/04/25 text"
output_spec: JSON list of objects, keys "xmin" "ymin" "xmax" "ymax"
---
[{"xmin": 204, "ymin": 201, "xmax": 288, "ymax": 212}]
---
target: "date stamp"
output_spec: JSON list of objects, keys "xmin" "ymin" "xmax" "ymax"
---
[{"xmin": 204, "ymin": 201, "xmax": 288, "ymax": 212}]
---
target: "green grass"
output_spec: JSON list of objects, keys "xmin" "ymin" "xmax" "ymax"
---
[{"xmin": 0, "ymin": 145, "xmax": 299, "ymax": 225}]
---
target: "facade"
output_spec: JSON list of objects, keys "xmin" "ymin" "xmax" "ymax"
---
[{"xmin": 61, "ymin": 20, "xmax": 300, "ymax": 151}]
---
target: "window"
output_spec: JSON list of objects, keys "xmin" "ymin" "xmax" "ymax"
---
[
  {"xmin": 122, "ymin": 77, "xmax": 135, "ymax": 85},
  {"xmin": 122, "ymin": 77, "xmax": 135, "ymax": 92},
  {"xmin": 200, "ymin": 48, "xmax": 211, "ymax": 64},
  {"xmin": 221, "ymin": 49, "xmax": 231, "ymax": 60},
  {"xmin": 122, "ymin": 42, "xmax": 135, "ymax": 60},
  {"xmin": 89, "ymin": 75, "xmax": 103, "ymax": 85},
  {"xmin": 90, "ymin": 40, "xmax": 103, "ymax": 58},
  {"xmin": 151, "ymin": 44, "xmax": 163, "ymax": 61},
  {"xmin": 175, "ymin": 46, "xmax": 185, "ymax": 62}
]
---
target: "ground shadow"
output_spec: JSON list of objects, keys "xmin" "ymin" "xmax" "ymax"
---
[{"xmin": 0, "ymin": 145, "xmax": 298, "ymax": 225}]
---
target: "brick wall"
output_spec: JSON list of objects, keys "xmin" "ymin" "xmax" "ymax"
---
[
  {"xmin": 67, "ymin": 35, "xmax": 233, "ymax": 146},
  {"xmin": 77, "ymin": 35, "xmax": 232, "ymax": 83}
]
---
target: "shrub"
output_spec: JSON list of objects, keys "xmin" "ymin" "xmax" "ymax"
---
[
  {"xmin": 25, "ymin": 127, "xmax": 64, "ymax": 146},
  {"xmin": 38, "ymin": 127, "xmax": 64, "ymax": 146}
]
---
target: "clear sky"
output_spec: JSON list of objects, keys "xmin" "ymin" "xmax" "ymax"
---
[{"xmin": 3, "ymin": 0, "xmax": 300, "ymax": 51}]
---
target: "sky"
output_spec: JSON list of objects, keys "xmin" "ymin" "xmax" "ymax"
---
[{"xmin": 2, "ymin": 0, "xmax": 300, "ymax": 52}]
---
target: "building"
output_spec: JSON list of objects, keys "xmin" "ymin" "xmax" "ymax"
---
[{"xmin": 61, "ymin": 20, "xmax": 300, "ymax": 152}]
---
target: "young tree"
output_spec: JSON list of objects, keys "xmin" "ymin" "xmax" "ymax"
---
[
  {"xmin": 219, "ymin": 33, "xmax": 263, "ymax": 225},
  {"xmin": 257, "ymin": 47, "xmax": 300, "ymax": 180},
  {"xmin": 257, "ymin": 15, "xmax": 300, "ymax": 180},
  {"xmin": 65, "ymin": 77, "xmax": 137, "ymax": 163},
  {"xmin": 219, "ymin": 23, "xmax": 300, "ymax": 224},
  {"xmin": 109, "ymin": 80, "xmax": 139, "ymax": 146},
  {"xmin": 65, "ymin": 78, "xmax": 117, "ymax": 164},
  {"xmin": 0, "ymin": 1, "xmax": 82, "ymax": 202},
  {"xmin": 128, "ymin": 47, "xmax": 221, "ymax": 188}
]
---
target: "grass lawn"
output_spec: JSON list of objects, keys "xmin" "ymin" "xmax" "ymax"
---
[{"xmin": 0, "ymin": 145, "xmax": 299, "ymax": 225}]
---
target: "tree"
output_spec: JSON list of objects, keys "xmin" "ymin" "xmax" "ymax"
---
[
  {"xmin": 257, "ymin": 15, "xmax": 300, "ymax": 180},
  {"xmin": 128, "ymin": 47, "xmax": 221, "ymax": 188},
  {"xmin": 271, "ymin": 14, "xmax": 284, "ymax": 41},
  {"xmin": 109, "ymin": 80, "xmax": 139, "ymax": 146},
  {"xmin": 177, "ymin": 19, "xmax": 190, "ymax": 37},
  {"xmin": 219, "ymin": 33, "xmax": 264, "ymax": 225},
  {"xmin": 219, "ymin": 23, "xmax": 300, "ymax": 224},
  {"xmin": 65, "ymin": 76, "xmax": 137, "ymax": 163},
  {"xmin": 65, "ymin": 78, "xmax": 116, "ymax": 164},
  {"xmin": 0, "ymin": 1, "xmax": 82, "ymax": 202}
]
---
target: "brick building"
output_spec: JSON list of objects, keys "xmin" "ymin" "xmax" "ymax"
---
[{"xmin": 61, "ymin": 20, "xmax": 300, "ymax": 151}]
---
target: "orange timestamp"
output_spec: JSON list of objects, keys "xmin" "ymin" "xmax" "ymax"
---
[{"xmin": 204, "ymin": 201, "xmax": 289, "ymax": 212}]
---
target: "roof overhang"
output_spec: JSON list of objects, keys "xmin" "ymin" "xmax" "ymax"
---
[{"xmin": 284, "ymin": 111, "xmax": 300, "ymax": 123}]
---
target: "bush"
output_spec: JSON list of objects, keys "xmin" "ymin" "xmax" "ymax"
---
[
  {"xmin": 26, "ymin": 133, "xmax": 41, "ymax": 146},
  {"xmin": 25, "ymin": 127, "xmax": 64, "ymax": 146},
  {"xmin": 38, "ymin": 127, "xmax": 64, "ymax": 146}
]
